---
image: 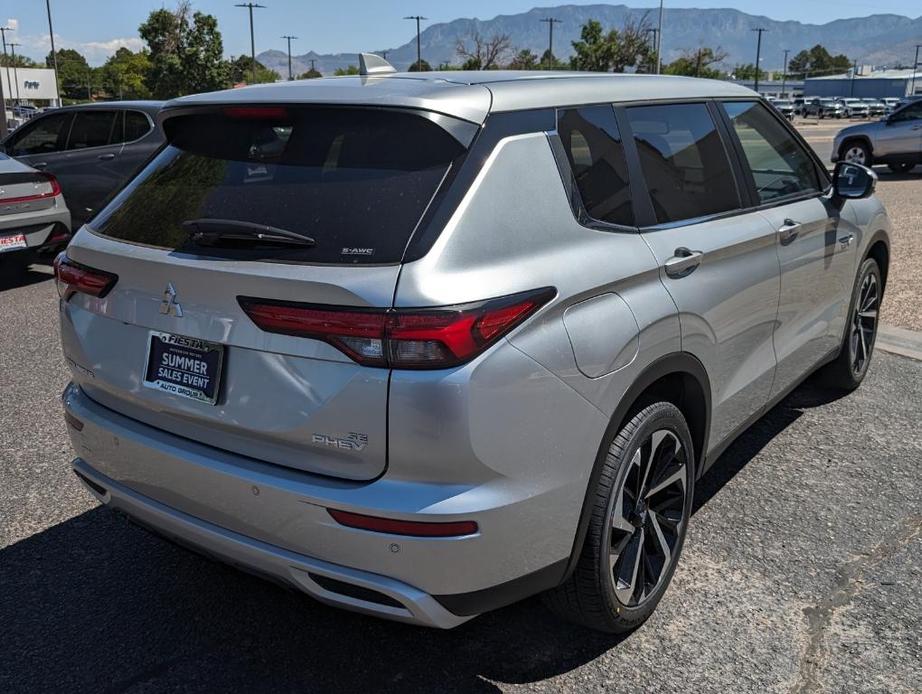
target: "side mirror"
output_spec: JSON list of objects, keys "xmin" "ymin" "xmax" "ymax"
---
[{"xmin": 833, "ymin": 162, "xmax": 877, "ymax": 200}]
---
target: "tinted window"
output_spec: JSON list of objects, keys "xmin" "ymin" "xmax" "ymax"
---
[
  {"xmin": 626, "ymin": 103, "xmax": 739, "ymax": 224},
  {"xmin": 8, "ymin": 112, "xmax": 73, "ymax": 155},
  {"xmin": 67, "ymin": 110, "xmax": 117, "ymax": 149},
  {"xmin": 722, "ymin": 101, "xmax": 821, "ymax": 203},
  {"xmin": 91, "ymin": 107, "xmax": 466, "ymax": 264},
  {"xmin": 558, "ymin": 106, "xmax": 634, "ymax": 226},
  {"xmin": 891, "ymin": 101, "xmax": 922, "ymax": 122},
  {"xmin": 124, "ymin": 111, "xmax": 152, "ymax": 142}
]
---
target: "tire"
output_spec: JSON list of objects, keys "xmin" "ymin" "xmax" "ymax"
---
[
  {"xmin": 887, "ymin": 162, "xmax": 915, "ymax": 174},
  {"xmin": 543, "ymin": 402, "xmax": 695, "ymax": 633},
  {"xmin": 819, "ymin": 257, "xmax": 882, "ymax": 391},
  {"xmin": 840, "ymin": 140, "xmax": 872, "ymax": 167}
]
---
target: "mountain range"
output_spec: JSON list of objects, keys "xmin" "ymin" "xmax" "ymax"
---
[{"xmin": 256, "ymin": 4, "xmax": 922, "ymax": 77}]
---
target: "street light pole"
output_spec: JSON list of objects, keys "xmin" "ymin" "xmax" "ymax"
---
[
  {"xmin": 656, "ymin": 0, "xmax": 665, "ymax": 74},
  {"xmin": 781, "ymin": 48, "xmax": 789, "ymax": 98},
  {"xmin": 911, "ymin": 45, "xmax": 921, "ymax": 97},
  {"xmin": 539, "ymin": 17, "xmax": 561, "ymax": 69},
  {"xmin": 850, "ymin": 59, "xmax": 858, "ymax": 97},
  {"xmin": 235, "ymin": 3, "xmax": 266, "ymax": 84},
  {"xmin": 403, "ymin": 16, "xmax": 427, "ymax": 71},
  {"xmin": 752, "ymin": 27, "xmax": 767, "ymax": 93},
  {"xmin": 281, "ymin": 35, "xmax": 297, "ymax": 80},
  {"xmin": 8, "ymin": 43, "xmax": 21, "ymax": 106},
  {"xmin": 46, "ymin": 0, "xmax": 60, "ymax": 105}
]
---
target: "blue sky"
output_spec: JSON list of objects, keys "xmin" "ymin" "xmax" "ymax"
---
[{"xmin": 7, "ymin": 0, "xmax": 921, "ymax": 65}]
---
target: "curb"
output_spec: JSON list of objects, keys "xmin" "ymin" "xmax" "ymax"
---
[{"xmin": 877, "ymin": 325, "xmax": 922, "ymax": 362}]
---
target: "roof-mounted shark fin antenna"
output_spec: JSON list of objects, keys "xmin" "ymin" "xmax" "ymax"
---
[{"xmin": 358, "ymin": 53, "xmax": 397, "ymax": 76}]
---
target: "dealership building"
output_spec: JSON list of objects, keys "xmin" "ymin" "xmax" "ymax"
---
[
  {"xmin": 0, "ymin": 67, "xmax": 60, "ymax": 105},
  {"xmin": 804, "ymin": 68, "xmax": 922, "ymax": 99}
]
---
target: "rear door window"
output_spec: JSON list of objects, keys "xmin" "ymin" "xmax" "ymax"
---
[
  {"xmin": 558, "ymin": 105, "xmax": 634, "ymax": 226},
  {"xmin": 123, "ymin": 110, "xmax": 153, "ymax": 142},
  {"xmin": 90, "ymin": 107, "xmax": 467, "ymax": 264},
  {"xmin": 8, "ymin": 111, "xmax": 73, "ymax": 155},
  {"xmin": 626, "ymin": 103, "xmax": 739, "ymax": 225},
  {"xmin": 67, "ymin": 110, "xmax": 118, "ymax": 150},
  {"xmin": 722, "ymin": 101, "xmax": 821, "ymax": 204}
]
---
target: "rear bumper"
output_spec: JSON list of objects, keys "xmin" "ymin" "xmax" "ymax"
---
[
  {"xmin": 70, "ymin": 458, "xmax": 469, "ymax": 629},
  {"xmin": 62, "ymin": 381, "xmax": 591, "ymax": 627}
]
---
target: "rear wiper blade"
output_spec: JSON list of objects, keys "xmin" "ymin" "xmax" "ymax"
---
[{"xmin": 182, "ymin": 219, "xmax": 316, "ymax": 247}]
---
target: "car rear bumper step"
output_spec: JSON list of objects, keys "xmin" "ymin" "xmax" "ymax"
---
[{"xmin": 71, "ymin": 457, "xmax": 470, "ymax": 629}]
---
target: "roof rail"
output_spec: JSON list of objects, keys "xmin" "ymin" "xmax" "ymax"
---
[{"xmin": 358, "ymin": 53, "xmax": 397, "ymax": 76}]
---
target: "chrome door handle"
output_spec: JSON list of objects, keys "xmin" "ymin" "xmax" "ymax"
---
[
  {"xmin": 778, "ymin": 218, "xmax": 801, "ymax": 244},
  {"xmin": 838, "ymin": 233, "xmax": 855, "ymax": 249},
  {"xmin": 663, "ymin": 247, "xmax": 703, "ymax": 278},
  {"xmin": 97, "ymin": 153, "xmax": 116, "ymax": 161}
]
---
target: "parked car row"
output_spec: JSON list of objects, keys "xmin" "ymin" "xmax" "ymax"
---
[
  {"xmin": 0, "ymin": 101, "xmax": 164, "ymax": 271},
  {"xmin": 796, "ymin": 97, "xmax": 902, "ymax": 119}
]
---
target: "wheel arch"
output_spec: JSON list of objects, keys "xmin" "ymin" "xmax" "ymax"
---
[
  {"xmin": 839, "ymin": 134, "xmax": 874, "ymax": 160},
  {"xmin": 560, "ymin": 352, "xmax": 712, "ymax": 583},
  {"xmin": 864, "ymin": 232, "xmax": 890, "ymax": 293}
]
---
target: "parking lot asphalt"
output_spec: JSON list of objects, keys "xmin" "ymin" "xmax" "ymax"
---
[{"xmin": 2, "ymin": 132, "xmax": 921, "ymax": 692}]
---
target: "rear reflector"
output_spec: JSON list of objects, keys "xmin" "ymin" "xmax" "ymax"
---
[
  {"xmin": 327, "ymin": 509, "xmax": 479, "ymax": 537},
  {"xmin": 238, "ymin": 288, "xmax": 554, "ymax": 370},
  {"xmin": 53, "ymin": 252, "xmax": 118, "ymax": 299},
  {"xmin": 63, "ymin": 411, "xmax": 84, "ymax": 431}
]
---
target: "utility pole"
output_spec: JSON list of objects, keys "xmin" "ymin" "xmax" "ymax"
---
[
  {"xmin": 539, "ymin": 17, "xmax": 562, "ymax": 69},
  {"xmin": 752, "ymin": 27, "xmax": 767, "ymax": 93},
  {"xmin": 850, "ymin": 59, "xmax": 858, "ymax": 97},
  {"xmin": 781, "ymin": 48, "xmax": 789, "ymax": 98},
  {"xmin": 911, "ymin": 45, "xmax": 921, "ymax": 97},
  {"xmin": 281, "ymin": 35, "xmax": 297, "ymax": 80},
  {"xmin": 235, "ymin": 3, "xmax": 266, "ymax": 84},
  {"xmin": 310, "ymin": 59, "xmax": 316, "ymax": 73},
  {"xmin": 403, "ymin": 15, "xmax": 427, "ymax": 71},
  {"xmin": 656, "ymin": 0, "xmax": 665, "ymax": 74},
  {"xmin": 0, "ymin": 27, "xmax": 13, "ymax": 113},
  {"xmin": 46, "ymin": 1, "xmax": 60, "ymax": 106},
  {"xmin": 8, "ymin": 43, "xmax": 21, "ymax": 106}
]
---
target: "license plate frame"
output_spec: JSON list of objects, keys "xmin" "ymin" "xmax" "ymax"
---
[
  {"xmin": 143, "ymin": 331, "xmax": 225, "ymax": 405},
  {"xmin": 0, "ymin": 234, "xmax": 27, "ymax": 254}
]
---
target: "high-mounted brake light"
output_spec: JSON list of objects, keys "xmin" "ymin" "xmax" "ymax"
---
[
  {"xmin": 237, "ymin": 288, "xmax": 555, "ymax": 370},
  {"xmin": 0, "ymin": 173, "xmax": 61, "ymax": 204},
  {"xmin": 327, "ymin": 508, "xmax": 478, "ymax": 537},
  {"xmin": 53, "ymin": 252, "xmax": 118, "ymax": 300},
  {"xmin": 223, "ymin": 106, "xmax": 289, "ymax": 120}
]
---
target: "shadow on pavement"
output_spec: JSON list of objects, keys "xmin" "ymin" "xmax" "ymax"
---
[
  {"xmin": 0, "ymin": 379, "xmax": 849, "ymax": 694},
  {"xmin": 0, "ymin": 261, "xmax": 54, "ymax": 292}
]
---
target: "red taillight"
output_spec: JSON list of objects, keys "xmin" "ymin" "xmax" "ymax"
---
[
  {"xmin": 53, "ymin": 252, "xmax": 118, "ymax": 300},
  {"xmin": 238, "ymin": 289, "xmax": 554, "ymax": 370},
  {"xmin": 223, "ymin": 106, "xmax": 289, "ymax": 120},
  {"xmin": 0, "ymin": 173, "xmax": 61, "ymax": 204},
  {"xmin": 327, "ymin": 509, "xmax": 479, "ymax": 537}
]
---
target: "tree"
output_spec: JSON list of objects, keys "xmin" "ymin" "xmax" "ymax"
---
[
  {"xmin": 228, "ymin": 55, "xmax": 279, "ymax": 84},
  {"xmin": 407, "ymin": 59, "xmax": 432, "ymax": 72},
  {"xmin": 298, "ymin": 68, "xmax": 322, "ymax": 79},
  {"xmin": 0, "ymin": 54, "xmax": 38, "ymax": 68},
  {"xmin": 787, "ymin": 44, "xmax": 851, "ymax": 79},
  {"xmin": 334, "ymin": 65, "xmax": 359, "ymax": 76},
  {"xmin": 732, "ymin": 63, "xmax": 767, "ymax": 81},
  {"xmin": 569, "ymin": 17, "xmax": 654, "ymax": 73},
  {"xmin": 508, "ymin": 49, "xmax": 539, "ymax": 70},
  {"xmin": 47, "ymin": 48, "xmax": 93, "ymax": 101},
  {"xmin": 540, "ymin": 49, "xmax": 566, "ymax": 70},
  {"xmin": 663, "ymin": 47, "xmax": 728, "ymax": 78},
  {"xmin": 139, "ymin": 1, "xmax": 229, "ymax": 98},
  {"xmin": 100, "ymin": 48, "xmax": 152, "ymax": 99},
  {"xmin": 456, "ymin": 32, "xmax": 512, "ymax": 70}
]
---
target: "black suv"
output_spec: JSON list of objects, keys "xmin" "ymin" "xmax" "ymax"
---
[{"xmin": 2, "ymin": 102, "xmax": 164, "ymax": 227}]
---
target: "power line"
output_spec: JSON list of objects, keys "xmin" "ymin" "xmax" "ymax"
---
[
  {"xmin": 403, "ymin": 15, "xmax": 428, "ymax": 70},
  {"xmin": 751, "ymin": 27, "xmax": 767, "ymax": 93},
  {"xmin": 539, "ymin": 17, "xmax": 561, "ymax": 69},
  {"xmin": 235, "ymin": 3, "xmax": 266, "ymax": 84}
]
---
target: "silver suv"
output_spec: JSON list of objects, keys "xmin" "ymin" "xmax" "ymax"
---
[
  {"xmin": 58, "ymin": 62, "xmax": 891, "ymax": 633},
  {"xmin": 833, "ymin": 99, "xmax": 922, "ymax": 173}
]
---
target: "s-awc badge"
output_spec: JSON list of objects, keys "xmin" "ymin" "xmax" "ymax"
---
[{"xmin": 341, "ymin": 247, "xmax": 375, "ymax": 257}]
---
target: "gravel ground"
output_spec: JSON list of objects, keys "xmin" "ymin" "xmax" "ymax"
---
[
  {"xmin": 797, "ymin": 122, "xmax": 922, "ymax": 331},
  {"xmin": 1, "ymin": 266, "xmax": 921, "ymax": 693}
]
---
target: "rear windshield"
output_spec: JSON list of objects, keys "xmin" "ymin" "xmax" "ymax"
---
[{"xmin": 90, "ymin": 107, "xmax": 467, "ymax": 264}]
